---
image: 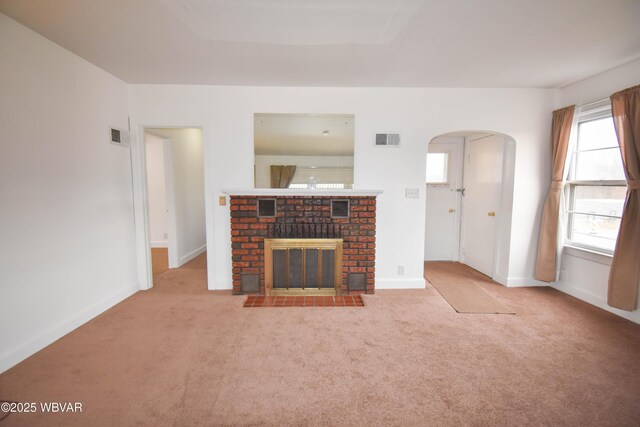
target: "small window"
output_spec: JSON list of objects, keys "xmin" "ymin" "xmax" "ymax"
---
[
  {"xmin": 426, "ymin": 153, "xmax": 449, "ymax": 184},
  {"xmin": 566, "ymin": 103, "xmax": 625, "ymax": 253}
]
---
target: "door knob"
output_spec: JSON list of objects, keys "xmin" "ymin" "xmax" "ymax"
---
[
  {"xmin": 448, "ymin": 208, "xmax": 455, "ymax": 213},
  {"xmin": 488, "ymin": 211, "xmax": 496, "ymax": 217}
]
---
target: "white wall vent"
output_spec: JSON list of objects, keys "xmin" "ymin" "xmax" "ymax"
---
[
  {"xmin": 110, "ymin": 127, "xmax": 130, "ymax": 147},
  {"xmin": 375, "ymin": 133, "xmax": 400, "ymax": 146}
]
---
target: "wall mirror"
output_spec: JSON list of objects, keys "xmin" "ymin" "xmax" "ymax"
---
[{"xmin": 254, "ymin": 113, "xmax": 354, "ymax": 189}]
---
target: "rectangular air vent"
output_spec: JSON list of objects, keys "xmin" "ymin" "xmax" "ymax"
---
[
  {"xmin": 258, "ymin": 198, "xmax": 276, "ymax": 217},
  {"xmin": 110, "ymin": 127, "xmax": 130, "ymax": 147},
  {"xmin": 331, "ymin": 199, "xmax": 350, "ymax": 218},
  {"xmin": 375, "ymin": 133, "xmax": 400, "ymax": 146}
]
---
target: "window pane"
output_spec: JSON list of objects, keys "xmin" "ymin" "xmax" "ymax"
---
[
  {"xmin": 577, "ymin": 116, "xmax": 618, "ymax": 151},
  {"xmin": 575, "ymin": 147, "xmax": 625, "ymax": 180},
  {"xmin": 426, "ymin": 153, "xmax": 448, "ymax": 183},
  {"xmin": 569, "ymin": 213, "xmax": 620, "ymax": 252},
  {"xmin": 572, "ymin": 186, "xmax": 626, "ymax": 217},
  {"xmin": 291, "ymin": 167, "xmax": 353, "ymax": 187}
]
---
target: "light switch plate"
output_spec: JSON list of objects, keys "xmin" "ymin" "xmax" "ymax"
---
[
  {"xmin": 405, "ymin": 188, "xmax": 419, "ymax": 198},
  {"xmin": 218, "ymin": 196, "xmax": 227, "ymax": 206}
]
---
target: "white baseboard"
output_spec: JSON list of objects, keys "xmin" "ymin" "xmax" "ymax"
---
[
  {"xmin": 151, "ymin": 240, "xmax": 168, "ymax": 248},
  {"xmin": 554, "ymin": 283, "xmax": 640, "ymax": 325},
  {"xmin": 178, "ymin": 244, "xmax": 206, "ymax": 267},
  {"xmin": 375, "ymin": 277, "xmax": 426, "ymax": 289},
  {"xmin": 492, "ymin": 272, "xmax": 508, "ymax": 286},
  {"xmin": 0, "ymin": 283, "xmax": 139, "ymax": 374},
  {"xmin": 505, "ymin": 277, "xmax": 549, "ymax": 287},
  {"xmin": 212, "ymin": 280, "xmax": 233, "ymax": 290}
]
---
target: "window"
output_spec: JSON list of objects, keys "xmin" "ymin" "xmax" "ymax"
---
[
  {"xmin": 426, "ymin": 153, "xmax": 449, "ymax": 184},
  {"xmin": 289, "ymin": 183, "xmax": 347, "ymax": 189},
  {"xmin": 289, "ymin": 167, "xmax": 353, "ymax": 189},
  {"xmin": 566, "ymin": 101, "xmax": 625, "ymax": 253}
]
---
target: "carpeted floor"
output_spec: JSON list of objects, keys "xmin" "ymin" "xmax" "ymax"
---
[
  {"xmin": 1, "ymin": 256, "xmax": 640, "ymax": 426},
  {"xmin": 151, "ymin": 247, "xmax": 169, "ymax": 278}
]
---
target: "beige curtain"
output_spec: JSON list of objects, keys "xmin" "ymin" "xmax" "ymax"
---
[
  {"xmin": 534, "ymin": 105, "xmax": 575, "ymax": 282},
  {"xmin": 608, "ymin": 85, "xmax": 640, "ymax": 311},
  {"xmin": 270, "ymin": 165, "xmax": 297, "ymax": 188}
]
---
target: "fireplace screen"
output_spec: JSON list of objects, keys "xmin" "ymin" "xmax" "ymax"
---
[{"xmin": 265, "ymin": 239, "xmax": 343, "ymax": 296}]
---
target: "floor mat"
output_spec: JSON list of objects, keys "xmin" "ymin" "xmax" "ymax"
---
[{"xmin": 430, "ymin": 281, "xmax": 514, "ymax": 314}]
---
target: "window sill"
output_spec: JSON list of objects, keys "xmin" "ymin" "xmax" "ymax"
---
[{"xmin": 563, "ymin": 245, "xmax": 612, "ymax": 266}]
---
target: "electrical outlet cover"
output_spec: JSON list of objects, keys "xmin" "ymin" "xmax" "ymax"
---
[{"xmin": 405, "ymin": 188, "xmax": 419, "ymax": 198}]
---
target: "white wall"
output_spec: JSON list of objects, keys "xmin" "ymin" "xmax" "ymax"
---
[
  {"xmin": 559, "ymin": 59, "xmax": 640, "ymax": 107},
  {"xmin": 555, "ymin": 59, "xmax": 640, "ymax": 324},
  {"xmin": 129, "ymin": 85, "xmax": 555, "ymax": 291},
  {"xmin": 496, "ymin": 136, "xmax": 516, "ymax": 285},
  {"xmin": 0, "ymin": 14, "xmax": 138, "ymax": 372},
  {"xmin": 160, "ymin": 128, "xmax": 206, "ymax": 266},
  {"xmin": 145, "ymin": 133, "xmax": 168, "ymax": 247},
  {"xmin": 254, "ymin": 155, "xmax": 354, "ymax": 188}
]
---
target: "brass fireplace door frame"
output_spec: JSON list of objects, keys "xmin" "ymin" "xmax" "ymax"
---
[{"xmin": 264, "ymin": 238, "xmax": 343, "ymax": 296}]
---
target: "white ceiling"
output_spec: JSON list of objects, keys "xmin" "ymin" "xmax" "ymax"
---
[
  {"xmin": 1, "ymin": 0, "xmax": 639, "ymax": 88},
  {"xmin": 158, "ymin": 0, "xmax": 424, "ymax": 46},
  {"xmin": 254, "ymin": 114, "xmax": 355, "ymax": 156}
]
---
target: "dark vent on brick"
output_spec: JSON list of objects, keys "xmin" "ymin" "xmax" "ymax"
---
[
  {"xmin": 348, "ymin": 273, "xmax": 367, "ymax": 292},
  {"xmin": 258, "ymin": 198, "xmax": 276, "ymax": 217},
  {"xmin": 241, "ymin": 274, "xmax": 260, "ymax": 293},
  {"xmin": 331, "ymin": 199, "xmax": 349, "ymax": 218}
]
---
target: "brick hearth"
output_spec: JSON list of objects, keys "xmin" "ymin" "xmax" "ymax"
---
[{"xmin": 229, "ymin": 195, "xmax": 377, "ymax": 295}]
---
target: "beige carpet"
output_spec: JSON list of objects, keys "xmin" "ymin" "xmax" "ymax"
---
[
  {"xmin": 430, "ymin": 281, "xmax": 515, "ymax": 314},
  {"xmin": 1, "ymin": 256, "xmax": 640, "ymax": 426},
  {"xmin": 151, "ymin": 247, "xmax": 168, "ymax": 278}
]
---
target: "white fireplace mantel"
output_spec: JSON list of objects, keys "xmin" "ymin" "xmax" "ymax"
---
[{"xmin": 222, "ymin": 188, "xmax": 383, "ymax": 197}]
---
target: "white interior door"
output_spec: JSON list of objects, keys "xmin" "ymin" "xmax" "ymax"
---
[
  {"xmin": 425, "ymin": 140, "xmax": 463, "ymax": 261},
  {"xmin": 462, "ymin": 135, "xmax": 504, "ymax": 277}
]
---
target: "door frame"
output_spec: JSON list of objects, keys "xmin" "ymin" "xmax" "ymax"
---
[{"xmin": 130, "ymin": 121, "xmax": 211, "ymax": 290}]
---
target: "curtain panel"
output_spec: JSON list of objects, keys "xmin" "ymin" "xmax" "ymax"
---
[
  {"xmin": 270, "ymin": 165, "xmax": 297, "ymax": 188},
  {"xmin": 608, "ymin": 85, "xmax": 640, "ymax": 311},
  {"xmin": 534, "ymin": 105, "xmax": 575, "ymax": 282}
]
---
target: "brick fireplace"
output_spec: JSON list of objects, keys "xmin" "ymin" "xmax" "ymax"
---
[{"xmin": 226, "ymin": 191, "xmax": 380, "ymax": 295}]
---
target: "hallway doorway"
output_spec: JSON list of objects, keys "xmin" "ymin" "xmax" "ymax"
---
[
  {"xmin": 424, "ymin": 131, "xmax": 516, "ymax": 284},
  {"xmin": 144, "ymin": 127, "xmax": 206, "ymax": 286}
]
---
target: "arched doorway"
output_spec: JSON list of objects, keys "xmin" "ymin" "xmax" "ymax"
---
[{"xmin": 424, "ymin": 131, "xmax": 516, "ymax": 284}]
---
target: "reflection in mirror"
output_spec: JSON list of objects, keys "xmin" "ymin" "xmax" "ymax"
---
[{"xmin": 254, "ymin": 113, "xmax": 354, "ymax": 189}]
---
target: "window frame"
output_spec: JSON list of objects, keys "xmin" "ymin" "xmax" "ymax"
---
[{"xmin": 564, "ymin": 100, "xmax": 625, "ymax": 255}]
